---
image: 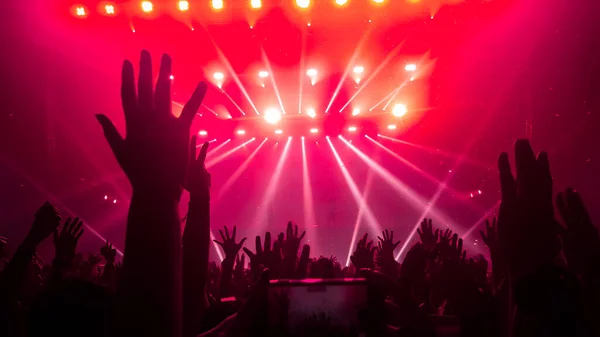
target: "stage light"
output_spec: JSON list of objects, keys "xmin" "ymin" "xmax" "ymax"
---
[
  {"xmin": 296, "ymin": 0, "xmax": 310, "ymax": 9},
  {"xmin": 236, "ymin": 130, "xmax": 246, "ymax": 135},
  {"xmin": 113, "ymin": 199, "xmax": 117, "ymax": 204},
  {"xmin": 372, "ymin": 0, "xmax": 384, "ymax": 3},
  {"xmin": 178, "ymin": 0, "xmax": 189, "ymax": 11},
  {"xmin": 352, "ymin": 108, "xmax": 360, "ymax": 116},
  {"xmin": 274, "ymin": 129, "xmax": 283, "ymax": 134},
  {"xmin": 348, "ymin": 126, "xmax": 357, "ymax": 132},
  {"xmin": 104, "ymin": 195, "xmax": 108, "ymax": 200},
  {"xmin": 250, "ymin": 0, "xmax": 262, "ymax": 9},
  {"xmin": 141, "ymin": 1, "xmax": 153, "ymax": 12},
  {"xmin": 405, "ymin": 64, "xmax": 417, "ymax": 72},
  {"xmin": 198, "ymin": 130, "xmax": 208, "ymax": 136},
  {"xmin": 212, "ymin": 0, "xmax": 223, "ymax": 10},
  {"xmin": 169, "ymin": 75, "xmax": 174, "ymax": 80},
  {"xmin": 335, "ymin": 0, "xmax": 348, "ymax": 5},
  {"xmin": 74, "ymin": 5, "xmax": 88, "ymax": 17},
  {"xmin": 104, "ymin": 4, "xmax": 115, "ymax": 15},
  {"xmin": 310, "ymin": 128, "xmax": 318, "ymax": 133},
  {"xmin": 213, "ymin": 72, "xmax": 224, "ymax": 80},
  {"xmin": 353, "ymin": 66, "xmax": 365, "ymax": 74},
  {"xmin": 258, "ymin": 70, "xmax": 269, "ymax": 78},
  {"xmin": 306, "ymin": 68, "xmax": 318, "ymax": 77},
  {"xmin": 306, "ymin": 108, "xmax": 316, "ymax": 118},
  {"xmin": 387, "ymin": 124, "xmax": 397, "ymax": 130},
  {"xmin": 264, "ymin": 108, "xmax": 282, "ymax": 124},
  {"xmin": 392, "ymin": 103, "xmax": 407, "ymax": 117}
]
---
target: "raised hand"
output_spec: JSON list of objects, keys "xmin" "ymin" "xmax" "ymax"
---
[
  {"xmin": 497, "ymin": 139, "xmax": 559, "ymax": 277},
  {"xmin": 377, "ymin": 229, "xmax": 401, "ymax": 256},
  {"xmin": 100, "ymin": 240, "xmax": 117, "ymax": 264},
  {"xmin": 53, "ymin": 217, "xmax": 84, "ymax": 265},
  {"xmin": 243, "ymin": 232, "xmax": 283, "ymax": 279},
  {"xmin": 25, "ymin": 201, "xmax": 61, "ymax": 248},
  {"xmin": 213, "ymin": 226, "xmax": 247, "ymax": 260},
  {"xmin": 556, "ymin": 188, "xmax": 599, "ymax": 274},
  {"xmin": 185, "ymin": 137, "xmax": 210, "ymax": 200},
  {"xmin": 96, "ymin": 51, "xmax": 207, "ymax": 200},
  {"xmin": 351, "ymin": 233, "xmax": 377, "ymax": 270},
  {"xmin": 480, "ymin": 218, "xmax": 498, "ymax": 253},
  {"xmin": 417, "ymin": 219, "xmax": 439, "ymax": 245},
  {"xmin": 439, "ymin": 228, "xmax": 453, "ymax": 243},
  {"xmin": 282, "ymin": 221, "xmax": 306, "ymax": 260}
]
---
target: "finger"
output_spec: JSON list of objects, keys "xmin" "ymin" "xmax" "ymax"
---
[
  {"xmin": 479, "ymin": 231, "xmax": 487, "ymax": 244},
  {"xmin": 428, "ymin": 219, "xmax": 432, "ymax": 231},
  {"xmin": 155, "ymin": 53, "xmax": 172, "ymax": 115},
  {"xmin": 75, "ymin": 229, "xmax": 84, "ymax": 240},
  {"xmin": 198, "ymin": 142, "xmax": 209, "ymax": 167},
  {"xmin": 286, "ymin": 221, "xmax": 293, "ymax": 238},
  {"xmin": 367, "ymin": 241, "xmax": 373, "ymax": 249},
  {"xmin": 514, "ymin": 139, "xmax": 536, "ymax": 194},
  {"xmin": 72, "ymin": 220, "xmax": 84, "ymax": 236},
  {"xmin": 232, "ymin": 226, "xmax": 237, "ymax": 240},
  {"xmin": 264, "ymin": 232, "xmax": 272, "ymax": 252},
  {"xmin": 255, "ymin": 235, "xmax": 263, "ymax": 254},
  {"xmin": 498, "ymin": 152, "xmax": 516, "ymax": 201},
  {"xmin": 121, "ymin": 60, "xmax": 137, "ymax": 123},
  {"xmin": 390, "ymin": 230, "xmax": 394, "ymax": 241},
  {"xmin": 243, "ymin": 247, "xmax": 254, "ymax": 259},
  {"xmin": 451, "ymin": 234, "xmax": 458, "ymax": 249},
  {"xmin": 434, "ymin": 229, "xmax": 439, "ymax": 241},
  {"xmin": 62, "ymin": 218, "xmax": 72, "ymax": 234},
  {"xmin": 300, "ymin": 244, "xmax": 310, "ymax": 261},
  {"xmin": 294, "ymin": 224, "xmax": 299, "ymax": 237},
  {"xmin": 278, "ymin": 233, "xmax": 284, "ymax": 242},
  {"xmin": 385, "ymin": 229, "xmax": 390, "ymax": 241},
  {"xmin": 457, "ymin": 238, "xmax": 463, "ymax": 253},
  {"xmin": 224, "ymin": 226, "xmax": 230, "ymax": 240},
  {"xmin": 138, "ymin": 50, "xmax": 153, "ymax": 112},
  {"xmin": 566, "ymin": 188, "xmax": 591, "ymax": 226},
  {"xmin": 95, "ymin": 115, "xmax": 125, "ymax": 161},
  {"xmin": 299, "ymin": 231, "xmax": 306, "ymax": 241},
  {"xmin": 238, "ymin": 237, "xmax": 247, "ymax": 247},
  {"xmin": 219, "ymin": 229, "xmax": 226, "ymax": 242},
  {"xmin": 180, "ymin": 82, "xmax": 207, "ymax": 126},
  {"xmin": 378, "ymin": 236, "xmax": 385, "ymax": 242}
]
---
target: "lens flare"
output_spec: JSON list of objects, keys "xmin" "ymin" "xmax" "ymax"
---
[
  {"xmin": 141, "ymin": 1, "xmax": 153, "ymax": 12},
  {"xmin": 264, "ymin": 108, "xmax": 282, "ymax": 124},
  {"xmin": 392, "ymin": 104, "xmax": 407, "ymax": 117},
  {"xmin": 178, "ymin": 0, "xmax": 189, "ymax": 11},
  {"xmin": 296, "ymin": 0, "xmax": 310, "ymax": 9}
]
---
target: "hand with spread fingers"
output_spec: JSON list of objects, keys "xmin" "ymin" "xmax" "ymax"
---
[
  {"xmin": 96, "ymin": 50, "xmax": 207, "ymax": 200},
  {"xmin": 53, "ymin": 217, "xmax": 85, "ymax": 266},
  {"xmin": 213, "ymin": 226, "xmax": 247, "ymax": 260},
  {"xmin": 351, "ymin": 233, "xmax": 377, "ymax": 270},
  {"xmin": 417, "ymin": 218, "xmax": 439, "ymax": 246}
]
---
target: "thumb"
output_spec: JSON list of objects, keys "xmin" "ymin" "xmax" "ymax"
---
[{"xmin": 95, "ymin": 114, "xmax": 125, "ymax": 157}]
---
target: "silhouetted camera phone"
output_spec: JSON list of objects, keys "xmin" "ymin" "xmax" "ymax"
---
[{"xmin": 267, "ymin": 278, "xmax": 368, "ymax": 333}]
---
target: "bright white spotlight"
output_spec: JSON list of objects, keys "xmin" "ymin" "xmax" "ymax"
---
[
  {"xmin": 310, "ymin": 128, "xmax": 318, "ymax": 133},
  {"xmin": 258, "ymin": 70, "xmax": 269, "ymax": 78},
  {"xmin": 264, "ymin": 108, "xmax": 282, "ymax": 124},
  {"xmin": 405, "ymin": 64, "xmax": 417, "ymax": 72},
  {"xmin": 141, "ymin": 1, "xmax": 153, "ymax": 12},
  {"xmin": 348, "ymin": 126, "xmax": 357, "ymax": 132},
  {"xmin": 104, "ymin": 4, "xmax": 115, "ymax": 15},
  {"xmin": 372, "ymin": 0, "xmax": 384, "ymax": 3},
  {"xmin": 306, "ymin": 68, "xmax": 318, "ymax": 77},
  {"xmin": 198, "ymin": 130, "xmax": 208, "ymax": 136},
  {"xmin": 352, "ymin": 108, "xmax": 360, "ymax": 116},
  {"xmin": 212, "ymin": 0, "xmax": 224, "ymax": 10},
  {"xmin": 296, "ymin": 0, "xmax": 310, "ymax": 9},
  {"xmin": 178, "ymin": 0, "xmax": 189, "ymax": 11},
  {"xmin": 274, "ymin": 129, "xmax": 283, "ymax": 134},
  {"xmin": 75, "ymin": 6, "xmax": 87, "ymax": 16},
  {"xmin": 306, "ymin": 108, "xmax": 316, "ymax": 118},
  {"xmin": 236, "ymin": 130, "xmax": 246, "ymax": 135},
  {"xmin": 387, "ymin": 124, "xmax": 397, "ymax": 130},
  {"xmin": 392, "ymin": 104, "xmax": 407, "ymax": 117},
  {"xmin": 353, "ymin": 66, "xmax": 365, "ymax": 74},
  {"xmin": 213, "ymin": 72, "xmax": 225, "ymax": 81},
  {"xmin": 250, "ymin": 0, "xmax": 262, "ymax": 9},
  {"xmin": 336, "ymin": 0, "xmax": 348, "ymax": 5}
]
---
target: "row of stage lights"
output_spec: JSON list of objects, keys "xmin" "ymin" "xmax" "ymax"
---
[
  {"xmin": 196, "ymin": 102, "xmax": 406, "ymax": 137},
  {"xmin": 73, "ymin": 0, "xmax": 397, "ymax": 17}
]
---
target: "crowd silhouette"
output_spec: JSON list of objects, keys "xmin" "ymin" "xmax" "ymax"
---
[{"xmin": 0, "ymin": 51, "xmax": 598, "ymax": 337}]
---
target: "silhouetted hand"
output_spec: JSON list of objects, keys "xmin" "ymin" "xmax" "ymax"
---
[
  {"xmin": 295, "ymin": 244, "xmax": 311, "ymax": 279},
  {"xmin": 497, "ymin": 139, "xmax": 559, "ymax": 278},
  {"xmin": 417, "ymin": 219, "xmax": 439, "ymax": 246},
  {"xmin": 53, "ymin": 217, "xmax": 84, "ymax": 265},
  {"xmin": 25, "ymin": 202, "xmax": 62, "ymax": 248},
  {"xmin": 351, "ymin": 233, "xmax": 377, "ymax": 270},
  {"xmin": 100, "ymin": 240, "xmax": 117, "ymax": 264},
  {"xmin": 480, "ymin": 218, "xmax": 497, "ymax": 252},
  {"xmin": 282, "ymin": 221, "xmax": 306, "ymax": 261},
  {"xmin": 556, "ymin": 188, "xmax": 600, "ymax": 274},
  {"xmin": 96, "ymin": 51, "xmax": 207, "ymax": 200},
  {"xmin": 243, "ymin": 232, "xmax": 283, "ymax": 279},
  {"xmin": 377, "ymin": 229, "xmax": 401, "ymax": 257},
  {"xmin": 185, "ymin": 137, "xmax": 210, "ymax": 200},
  {"xmin": 214, "ymin": 226, "xmax": 247, "ymax": 260}
]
